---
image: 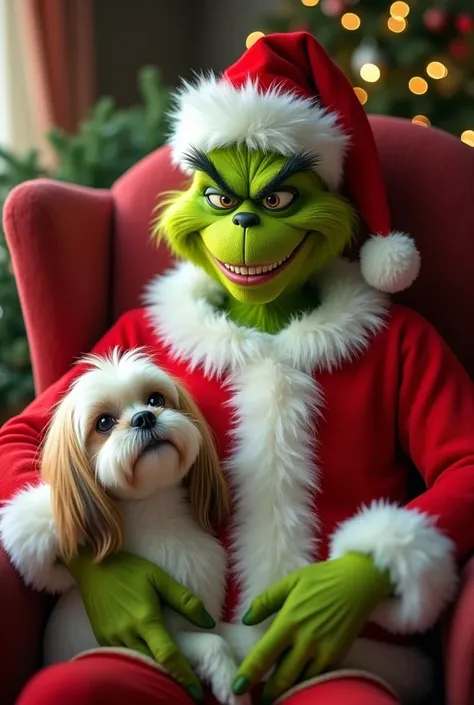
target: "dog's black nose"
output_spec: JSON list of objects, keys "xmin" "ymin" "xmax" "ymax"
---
[
  {"xmin": 131, "ymin": 410, "xmax": 156, "ymax": 430},
  {"xmin": 232, "ymin": 212, "xmax": 260, "ymax": 228}
]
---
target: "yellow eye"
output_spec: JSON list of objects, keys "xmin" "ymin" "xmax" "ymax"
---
[
  {"xmin": 262, "ymin": 191, "xmax": 296, "ymax": 210},
  {"xmin": 205, "ymin": 192, "xmax": 239, "ymax": 209}
]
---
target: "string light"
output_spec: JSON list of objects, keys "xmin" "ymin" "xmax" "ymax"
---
[
  {"xmin": 388, "ymin": 16, "xmax": 407, "ymax": 32},
  {"xmin": 426, "ymin": 61, "xmax": 448, "ymax": 79},
  {"xmin": 360, "ymin": 63, "xmax": 381, "ymax": 83},
  {"xmin": 408, "ymin": 77, "xmax": 428, "ymax": 94},
  {"xmin": 245, "ymin": 31, "xmax": 264, "ymax": 49},
  {"xmin": 412, "ymin": 115, "xmax": 431, "ymax": 127},
  {"xmin": 354, "ymin": 87, "xmax": 368, "ymax": 104},
  {"xmin": 390, "ymin": 2, "xmax": 410, "ymax": 18},
  {"xmin": 301, "ymin": 0, "xmax": 319, "ymax": 6},
  {"xmin": 461, "ymin": 130, "xmax": 474, "ymax": 147},
  {"xmin": 341, "ymin": 13, "xmax": 361, "ymax": 30}
]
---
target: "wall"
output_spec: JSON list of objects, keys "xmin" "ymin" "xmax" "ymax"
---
[
  {"xmin": 93, "ymin": 0, "xmax": 277, "ymax": 104},
  {"xmin": 199, "ymin": 0, "xmax": 277, "ymax": 72},
  {"xmin": 94, "ymin": 0, "xmax": 200, "ymax": 105}
]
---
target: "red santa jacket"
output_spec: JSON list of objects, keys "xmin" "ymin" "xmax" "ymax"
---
[{"xmin": 1, "ymin": 259, "xmax": 473, "ymax": 701}]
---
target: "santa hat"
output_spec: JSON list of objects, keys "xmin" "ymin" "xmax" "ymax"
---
[{"xmin": 168, "ymin": 31, "xmax": 420, "ymax": 294}]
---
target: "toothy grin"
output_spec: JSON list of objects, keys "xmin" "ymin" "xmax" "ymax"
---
[
  {"xmin": 211, "ymin": 233, "xmax": 310, "ymax": 287},
  {"xmin": 222, "ymin": 253, "xmax": 292, "ymax": 276}
]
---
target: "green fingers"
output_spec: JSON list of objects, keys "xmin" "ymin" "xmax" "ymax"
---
[
  {"xmin": 142, "ymin": 621, "xmax": 204, "ymax": 701},
  {"xmin": 242, "ymin": 576, "xmax": 294, "ymax": 626},
  {"xmin": 262, "ymin": 642, "xmax": 312, "ymax": 704},
  {"xmin": 233, "ymin": 676, "xmax": 250, "ymax": 695},
  {"xmin": 151, "ymin": 565, "xmax": 216, "ymax": 630},
  {"xmin": 69, "ymin": 550, "xmax": 208, "ymax": 702},
  {"xmin": 233, "ymin": 625, "xmax": 288, "ymax": 694},
  {"xmin": 235, "ymin": 554, "xmax": 393, "ymax": 701},
  {"xmin": 200, "ymin": 610, "xmax": 217, "ymax": 629},
  {"xmin": 187, "ymin": 685, "xmax": 205, "ymax": 702}
]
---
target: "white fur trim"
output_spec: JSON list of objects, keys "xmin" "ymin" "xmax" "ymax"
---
[
  {"xmin": 144, "ymin": 258, "xmax": 388, "ymax": 378},
  {"xmin": 144, "ymin": 261, "xmax": 387, "ymax": 622},
  {"xmin": 227, "ymin": 359, "xmax": 320, "ymax": 616},
  {"xmin": 329, "ymin": 501, "xmax": 458, "ymax": 634},
  {"xmin": 0, "ymin": 483, "xmax": 74, "ymax": 594},
  {"xmin": 360, "ymin": 232, "xmax": 421, "ymax": 294},
  {"xmin": 73, "ymin": 646, "xmax": 167, "ymax": 672},
  {"xmin": 167, "ymin": 75, "xmax": 349, "ymax": 190}
]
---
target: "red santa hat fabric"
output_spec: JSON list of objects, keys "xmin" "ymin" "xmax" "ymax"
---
[{"xmin": 168, "ymin": 31, "xmax": 420, "ymax": 294}]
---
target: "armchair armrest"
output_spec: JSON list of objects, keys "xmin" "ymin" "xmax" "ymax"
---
[
  {"xmin": 0, "ymin": 547, "xmax": 51, "ymax": 705},
  {"xmin": 444, "ymin": 556, "xmax": 474, "ymax": 705},
  {"xmin": 3, "ymin": 179, "xmax": 114, "ymax": 393}
]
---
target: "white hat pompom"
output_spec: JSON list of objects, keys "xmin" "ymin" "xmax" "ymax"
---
[{"xmin": 360, "ymin": 232, "xmax": 421, "ymax": 294}]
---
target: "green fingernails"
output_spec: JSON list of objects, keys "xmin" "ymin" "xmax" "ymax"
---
[
  {"xmin": 242, "ymin": 609, "xmax": 253, "ymax": 625},
  {"xmin": 201, "ymin": 610, "xmax": 216, "ymax": 629},
  {"xmin": 187, "ymin": 685, "xmax": 204, "ymax": 702},
  {"xmin": 233, "ymin": 676, "xmax": 250, "ymax": 695}
]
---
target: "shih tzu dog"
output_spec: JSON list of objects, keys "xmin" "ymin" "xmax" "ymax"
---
[{"xmin": 0, "ymin": 348, "xmax": 249, "ymax": 705}]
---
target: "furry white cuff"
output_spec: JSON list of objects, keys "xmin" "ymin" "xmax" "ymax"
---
[
  {"xmin": 0, "ymin": 483, "xmax": 74, "ymax": 594},
  {"xmin": 329, "ymin": 500, "xmax": 458, "ymax": 634}
]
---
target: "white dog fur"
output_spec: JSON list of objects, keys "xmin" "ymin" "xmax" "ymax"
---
[{"xmin": 0, "ymin": 348, "xmax": 248, "ymax": 705}]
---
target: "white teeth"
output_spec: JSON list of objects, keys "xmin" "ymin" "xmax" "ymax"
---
[{"xmin": 223, "ymin": 251, "xmax": 293, "ymax": 276}]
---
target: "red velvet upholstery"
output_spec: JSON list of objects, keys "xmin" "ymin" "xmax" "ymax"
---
[{"xmin": 2, "ymin": 116, "xmax": 474, "ymax": 704}]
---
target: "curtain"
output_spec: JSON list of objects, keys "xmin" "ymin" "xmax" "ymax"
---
[
  {"xmin": 0, "ymin": 0, "xmax": 36, "ymax": 155},
  {"xmin": 18, "ymin": 0, "xmax": 95, "ymax": 166}
]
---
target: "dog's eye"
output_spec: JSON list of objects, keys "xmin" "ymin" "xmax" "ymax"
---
[
  {"xmin": 96, "ymin": 415, "xmax": 116, "ymax": 433},
  {"xmin": 147, "ymin": 393, "xmax": 165, "ymax": 408}
]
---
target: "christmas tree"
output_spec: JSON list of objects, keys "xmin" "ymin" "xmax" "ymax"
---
[
  {"xmin": 0, "ymin": 67, "xmax": 170, "ymax": 419},
  {"xmin": 256, "ymin": 0, "xmax": 474, "ymax": 143}
]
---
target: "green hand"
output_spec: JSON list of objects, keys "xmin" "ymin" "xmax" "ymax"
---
[
  {"xmin": 67, "ymin": 547, "xmax": 216, "ymax": 702},
  {"xmin": 233, "ymin": 553, "xmax": 393, "ymax": 704}
]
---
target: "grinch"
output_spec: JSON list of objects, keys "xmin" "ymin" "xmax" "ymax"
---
[{"xmin": 1, "ymin": 31, "xmax": 474, "ymax": 705}]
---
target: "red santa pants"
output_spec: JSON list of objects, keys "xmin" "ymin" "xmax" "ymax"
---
[{"xmin": 16, "ymin": 653, "xmax": 400, "ymax": 705}]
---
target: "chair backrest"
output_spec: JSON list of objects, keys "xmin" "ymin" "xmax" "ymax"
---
[
  {"xmin": 369, "ymin": 116, "xmax": 474, "ymax": 378},
  {"xmin": 4, "ymin": 115, "xmax": 474, "ymax": 394},
  {"xmin": 110, "ymin": 149, "xmax": 188, "ymax": 321}
]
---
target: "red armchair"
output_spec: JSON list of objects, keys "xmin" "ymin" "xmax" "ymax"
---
[{"xmin": 2, "ymin": 116, "xmax": 474, "ymax": 705}]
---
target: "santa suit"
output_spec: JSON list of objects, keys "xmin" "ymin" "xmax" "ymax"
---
[{"xmin": 2, "ymin": 258, "xmax": 474, "ymax": 705}]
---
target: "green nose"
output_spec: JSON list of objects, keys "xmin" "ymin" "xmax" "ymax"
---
[{"xmin": 232, "ymin": 212, "xmax": 260, "ymax": 228}]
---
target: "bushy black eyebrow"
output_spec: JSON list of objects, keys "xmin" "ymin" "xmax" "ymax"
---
[
  {"xmin": 181, "ymin": 146, "xmax": 241, "ymax": 200},
  {"xmin": 253, "ymin": 151, "xmax": 321, "ymax": 200}
]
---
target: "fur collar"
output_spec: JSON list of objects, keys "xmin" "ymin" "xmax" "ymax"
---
[{"xmin": 144, "ymin": 259, "xmax": 389, "ymax": 377}]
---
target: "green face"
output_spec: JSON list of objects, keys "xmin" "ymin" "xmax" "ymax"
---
[{"xmin": 156, "ymin": 145, "xmax": 356, "ymax": 305}]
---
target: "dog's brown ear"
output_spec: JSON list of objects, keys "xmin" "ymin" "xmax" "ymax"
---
[
  {"xmin": 176, "ymin": 384, "xmax": 231, "ymax": 535},
  {"xmin": 41, "ymin": 396, "xmax": 124, "ymax": 563}
]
